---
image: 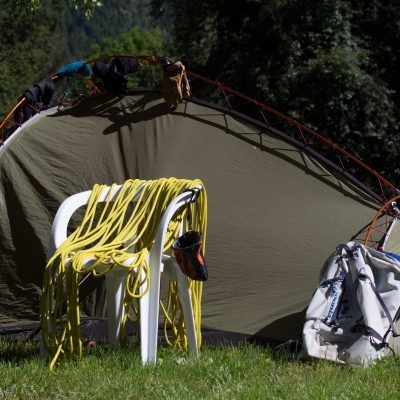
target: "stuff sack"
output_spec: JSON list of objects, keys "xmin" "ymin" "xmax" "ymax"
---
[
  {"xmin": 93, "ymin": 56, "xmax": 139, "ymax": 96},
  {"xmin": 54, "ymin": 60, "xmax": 92, "ymax": 77},
  {"xmin": 303, "ymin": 242, "xmax": 400, "ymax": 366},
  {"xmin": 14, "ymin": 77, "xmax": 55, "ymax": 125},
  {"xmin": 161, "ymin": 61, "xmax": 190, "ymax": 107}
]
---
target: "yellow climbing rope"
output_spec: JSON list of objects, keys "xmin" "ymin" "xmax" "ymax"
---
[{"xmin": 40, "ymin": 178, "xmax": 207, "ymax": 370}]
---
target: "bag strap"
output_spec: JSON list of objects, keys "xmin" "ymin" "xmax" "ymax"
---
[
  {"xmin": 183, "ymin": 188, "xmax": 202, "ymax": 233},
  {"xmin": 335, "ymin": 243, "xmax": 360, "ymax": 261},
  {"xmin": 357, "ymin": 272, "xmax": 398, "ymax": 343},
  {"xmin": 393, "ymin": 307, "xmax": 400, "ymax": 337}
]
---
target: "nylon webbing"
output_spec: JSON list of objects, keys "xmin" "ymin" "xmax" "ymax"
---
[{"xmin": 358, "ymin": 273, "xmax": 397, "ymax": 343}]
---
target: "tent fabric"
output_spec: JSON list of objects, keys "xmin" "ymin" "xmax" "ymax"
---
[
  {"xmin": 0, "ymin": 91, "xmax": 381, "ymax": 341},
  {"xmin": 382, "ymin": 218, "xmax": 400, "ymax": 353},
  {"xmin": 385, "ymin": 219, "xmax": 400, "ymax": 256}
]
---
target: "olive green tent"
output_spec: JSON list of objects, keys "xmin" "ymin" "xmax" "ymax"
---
[{"xmin": 0, "ymin": 89, "xmax": 382, "ymax": 341}]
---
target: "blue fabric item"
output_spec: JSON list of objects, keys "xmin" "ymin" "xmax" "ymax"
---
[
  {"xmin": 383, "ymin": 251, "xmax": 400, "ymax": 262},
  {"xmin": 54, "ymin": 61, "xmax": 92, "ymax": 77}
]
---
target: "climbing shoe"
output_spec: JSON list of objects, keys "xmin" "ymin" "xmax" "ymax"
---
[{"xmin": 172, "ymin": 231, "xmax": 208, "ymax": 281}]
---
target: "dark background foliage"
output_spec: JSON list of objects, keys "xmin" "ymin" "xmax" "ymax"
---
[{"xmin": 153, "ymin": 0, "xmax": 400, "ymax": 184}]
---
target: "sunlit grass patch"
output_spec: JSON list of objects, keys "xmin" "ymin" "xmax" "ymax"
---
[{"xmin": 0, "ymin": 339, "xmax": 399, "ymax": 399}]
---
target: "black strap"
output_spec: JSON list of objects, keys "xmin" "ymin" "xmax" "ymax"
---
[
  {"xmin": 183, "ymin": 188, "xmax": 200, "ymax": 203},
  {"xmin": 392, "ymin": 307, "xmax": 400, "ymax": 337},
  {"xmin": 336, "ymin": 243, "xmax": 359, "ymax": 261},
  {"xmin": 345, "ymin": 244, "xmax": 359, "ymax": 259},
  {"xmin": 320, "ymin": 276, "xmax": 344, "ymax": 287},
  {"xmin": 57, "ymin": 77, "xmax": 71, "ymax": 110},
  {"xmin": 358, "ymin": 274, "xmax": 398, "ymax": 343},
  {"xmin": 365, "ymin": 325, "xmax": 385, "ymax": 344},
  {"xmin": 183, "ymin": 188, "xmax": 201, "ymax": 233}
]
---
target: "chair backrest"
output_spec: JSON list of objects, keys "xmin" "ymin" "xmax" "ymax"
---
[
  {"xmin": 48, "ymin": 183, "xmax": 141, "ymax": 257},
  {"xmin": 48, "ymin": 182, "xmax": 202, "ymax": 257}
]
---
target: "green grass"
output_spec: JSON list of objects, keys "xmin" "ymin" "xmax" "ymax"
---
[{"xmin": 0, "ymin": 339, "xmax": 399, "ymax": 399}]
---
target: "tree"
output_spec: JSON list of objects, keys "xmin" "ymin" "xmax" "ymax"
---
[
  {"xmin": 89, "ymin": 26, "xmax": 167, "ymax": 87},
  {"xmin": 152, "ymin": 0, "xmax": 400, "ymax": 187},
  {"xmin": 0, "ymin": 2, "xmax": 62, "ymax": 119},
  {"xmin": 59, "ymin": 0, "xmax": 154, "ymax": 59},
  {"xmin": 0, "ymin": 0, "xmax": 104, "ymax": 119},
  {"xmin": 0, "ymin": 1, "xmax": 161, "ymax": 119},
  {"xmin": 28, "ymin": 0, "xmax": 102, "ymax": 17}
]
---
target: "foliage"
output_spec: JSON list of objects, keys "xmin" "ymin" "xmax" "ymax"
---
[
  {"xmin": 89, "ymin": 26, "xmax": 167, "ymax": 87},
  {"xmin": 152, "ymin": 0, "xmax": 400, "ymax": 187},
  {"xmin": 27, "ymin": 0, "xmax": 102, "ymax": 17},
  {"xmin": 0, "ymin": 1, "xmax": 163, "ymax": 119},
  {"xmin": 90, "ymin": 26, "xmax": 166, "ymax": 57},
  {"xmin": 59, "ymin": 0, "xmax": 154, "ymax": 59},
  {"xmin": 0, "ymin": 0, "xmax": 103, "ymax": 118},
  {"xmin": 0, "ymin": 1, "xmax": 62, "ymax": 118},
  {"xmin": 33, "ymin": 25, "xmax": 167, "ymax": 110},
  {"xmin": 0, "ymin": 340, "xmax": 400, "ymax": 399}
]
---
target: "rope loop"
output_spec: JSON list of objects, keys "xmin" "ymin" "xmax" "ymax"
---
[{"xmin": 40, "ymin": 178, "xmax": 207, "ymax": 370}]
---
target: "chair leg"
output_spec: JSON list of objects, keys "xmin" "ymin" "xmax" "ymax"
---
[
  {"xmin": 143, "ymin": 253, "xmax": 163, "ymax": 364},
  {"xmin": 40, "ymin": 278, "xmax": 57, "ymax": 359},
  {"xmin": 139, "ymin": 265, "xmax": 150, "ymax": 363},
  {"xmin": 176, "ymin": 266, "xmax": 198, "ymax": 355},
  {"xmin": 105, "ymin": 268, "xmax": 128, "ymax": 348}
]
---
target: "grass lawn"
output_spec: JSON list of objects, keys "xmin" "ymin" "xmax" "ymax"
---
[{"xmin": 0, "ymin": 339, "xmax": 399, "ymax": 399}]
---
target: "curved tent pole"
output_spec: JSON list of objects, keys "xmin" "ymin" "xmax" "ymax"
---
[
  {"xmin": 186, "ymin": 70, "xmax": 399, "ymax": 199},
  {"xmin": 0, "ymin": 98, "xmax": 25, "ymax": 132},
  {"xmin": 364, "ymin": 194, "xmax": 400, "ymax": 249}
]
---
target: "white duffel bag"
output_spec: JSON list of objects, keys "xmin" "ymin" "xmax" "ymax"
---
[{"xmin": 303, "ymin": 242, "xmax": 400, "ymax": 366}]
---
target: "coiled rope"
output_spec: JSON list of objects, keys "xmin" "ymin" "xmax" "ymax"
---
[{"xmin": 40, "ymin": 178, "xmax": 207, "ymax": 370}]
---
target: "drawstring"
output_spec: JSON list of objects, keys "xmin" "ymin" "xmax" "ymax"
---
[{"xmin": 184, "ymin": 188, "xmax": 201, "ymax": 233}]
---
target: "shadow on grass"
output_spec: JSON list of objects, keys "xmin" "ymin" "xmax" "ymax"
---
[
  {"xmin": 0, "ymin": 338, "xmax": 142, "ymax": 367},
  {"xmin": 0, "ymin": 339, "xmax": 40, "ymax": 365},
  {"xmin": 201, "ymin": 337, "xmax": 310, "ymax": 366}
]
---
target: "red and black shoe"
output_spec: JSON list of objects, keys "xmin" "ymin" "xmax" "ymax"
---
[{"xmin": 172, "ymin": 231, "xmax": 208, "ymax": 281}]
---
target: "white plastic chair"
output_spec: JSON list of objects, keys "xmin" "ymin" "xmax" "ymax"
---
[{"xmin": 46, "ymin": 183, "xmax": 201, "ymax": 363}]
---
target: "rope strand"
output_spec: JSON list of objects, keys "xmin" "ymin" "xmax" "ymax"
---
[{"xmin": 40, "ymin": 178, "xmax": 207, "ymax": 370}]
